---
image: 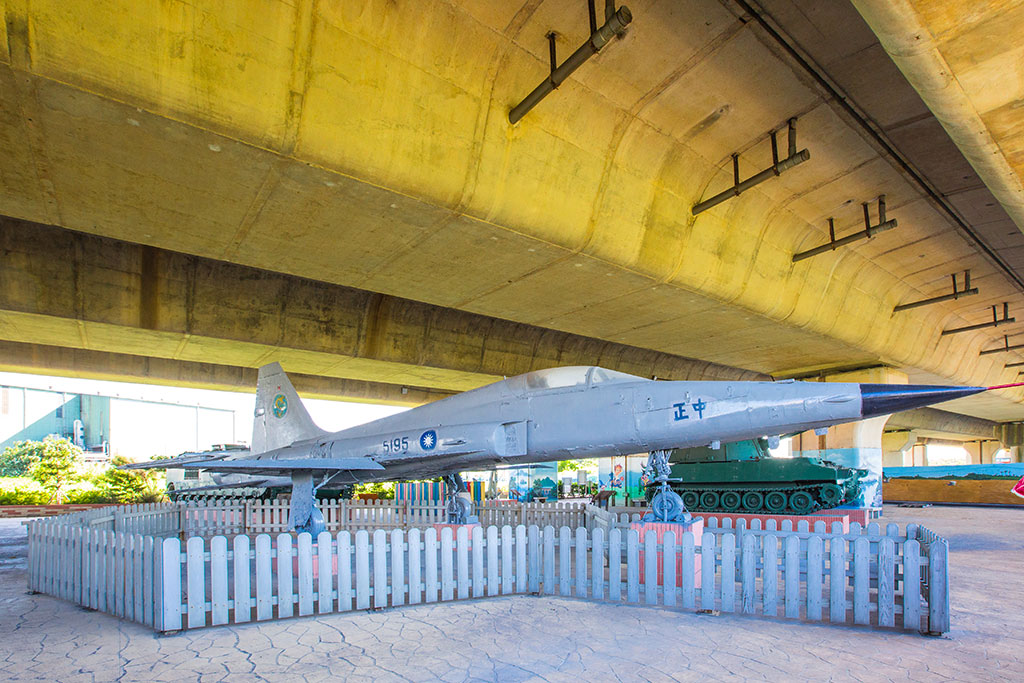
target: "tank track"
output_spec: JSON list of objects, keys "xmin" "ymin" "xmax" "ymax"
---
[{"xmin": 652, "ymin": 482, "xmax": 848, "ymax": 515}]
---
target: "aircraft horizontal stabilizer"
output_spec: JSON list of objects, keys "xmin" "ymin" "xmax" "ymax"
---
[{"xmin": 182, "ymin": 457, "xmax": 386, "ymax": 475}]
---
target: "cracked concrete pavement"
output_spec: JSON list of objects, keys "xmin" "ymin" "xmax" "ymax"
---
[{"xmin": 0, "ymin": 505, "xmax": 1021, "ymax": 682}]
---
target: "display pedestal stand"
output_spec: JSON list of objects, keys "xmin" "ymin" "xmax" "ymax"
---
[{"xmin": 631, "ymin": 518, "xmax": 704, "ymax": 588}]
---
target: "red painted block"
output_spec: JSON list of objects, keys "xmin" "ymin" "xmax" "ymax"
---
[
  {"xmin": 432, "ymin": 523, "xmax": 481, "ymax": 549},
  {"xmin": 631, "ymin": 519, "xmax": 703, "ymax": 588}
]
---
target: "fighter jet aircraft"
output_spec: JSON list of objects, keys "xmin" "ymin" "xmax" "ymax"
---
[{"xmin": 129, "ymin": 362, "xmax": 1020, "ymax": 533}]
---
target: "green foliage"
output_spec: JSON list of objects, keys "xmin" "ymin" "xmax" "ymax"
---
[
  {"xmin": 23, "ymin": 437, "xmax": 84, "ymax": 503},
  {"xmin": 353, "ymin": 482, "xmax": 395, "ymax": 499},
  {"xmin": 558, "ymin": 459, "xmax": 597, "ymax": 472},
  {"xmin": 0, "ymin": 486, "xmax": 50, "ymax": 505},
  {"xmin": 93, "ymin": 456, "xmax": 166, "ymax": 504},
  {"xmin": 0, "ymin": 440, "xmax": 47, "ymax": 477},
  {"xmin": 63, "ymin": 488, "xmax": 120, "ymax": 504}
]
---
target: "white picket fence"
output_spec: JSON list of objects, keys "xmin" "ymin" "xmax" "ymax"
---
[
  {"xmin": 26, "ymin": 503, "xmax": 950, "ymax": 635},
  {"xmin": 65, "ymin": 499, "xmax": 594, "ymax": 537}
]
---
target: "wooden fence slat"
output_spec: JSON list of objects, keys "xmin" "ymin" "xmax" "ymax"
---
[
  {"xmin": 133, "ymin": 534, "xmax": 145, "ymax": 623},
  {"xmin": 487, "ymin": 526, "xmax": 499, "ymax": 597},
  {"xmin": 356, "ymin": 530, "xmax": 371, "ymax": 610},
  {"xmin": 560, "ymin": 527, "xmax": 572, "ymax": 597},
  {"xmin": 256, "ymin": 534, "xmax": 273, "ymax": 621},
  {"xmin": 700, "ymin": 533, "xmax": 715, "ymax": 611},
  {"xmin": 338, "ymin": 531, "xmax": 353, "ymax": 612},
  {"xmin": 440, "ymin": 527, "xmax": 454, "ymax": 602},
  {"xmin": 210, "ymin": 536, "xmax": 229, "ymax": 626},
  {"xmin": 543, "ymin": 526, "xmax": 555, "ymax": 596},
  {"xmin": 740, "ymin": 534, "xmax": 755, "ymax": 615},
  {"xmin": 806, "ymin": 536, "xmax": 823, "ymax": 621},
  {"xmin": 644, "ymin": 530, "xmax": 658, "ymax": 606},
  {"xmin": 392, "ymin": 529, "xmax": 407, "ymax": 607},
  {"xmin": 664, "ymin": 531, "xmax": 677, "ymax": 608},
  {"xmin": 122, "ymin": 534, "xmax": 133, "ymax": 620},
  {"xmin": 277, "ymin": 534, "xmax": 294, "ymax": 619},
  {"xmin": 928, "ymin": 540, "xmax": 950, "ymax": 634},
  {"xmin": 143, "ymin": 536, "xmax": 155, "ymax": 627},
  {"xmin": 853, "ymin": 537, "xmax": 870, "ymax": 626},
  {"xmin": 784, "ymin": 535, "xmax": 800, "ymax": 619},
  {"xmin": 516, "ymin": 525, "xmax": 528, "ymax": 594},
  {"xmin": 233, "ymin": 535, "xmax": 251, "ymax": 623},
  {"xmin": 317, "ymin": 531, "xmax": 333, "ymax": 614},
  {"xmin": 626, "ymin": 530, "xmax": 640, "ymax": 604},
  {"xmin": 186, "ymin": 537, "xmax": 206, "ymax": 629},
  {"xmin": 608, "ymin": 528, "xmax": 622, "ymax": 602},
  {"xmin": 297, "ymin": 533, "xmax": 314, "ymax": 617},
  {"xmin": 681, "ymin": 532, "xmax": 695, "ymax": 609},
  {"xmin": 721, "ymin": 533, "xmax": 736, "ymax": 613},
  {"xmin": 762, "ymin": 534, "xmax": 777, "ymax": 617},
  {"xmin": 829, "ymin": 537, "xmax": 845, "ymax": 624},
  {"xmin": 472, "ymin": 526, "xmax": 484, "ymax": 599},
  {"xmin": 903, "ymin": 539, "xmax": 921, "ymax": 631},
  {"xmin": 424, "ymin": 528, "xmax": 439, "ymax": 604},
  {"xmin": 528, "ymin": 526, "xmax": 540, "ymax": 594},
  {"xmin": 501, "ymin": 526, "xmax": 513, "ymax": 596},
  {"xmin": 591, "ymin": 527, "xmax": 605, "ymax": 600},
  {"xmin": 878, "ymin": 537, "xmax": 895, "ymax": 628},
  {"xmin": 160, "ymin": 538, "xmax": 181, "ymax": 632},
  {"xmin": 457, "ymin": 527, "xmax": 470, "ymax": 600},
  {"xmin": 373, "ymin": 529, "xmax": 388, "ymax": 609},
  {"xmin": 573, "ymin": 527, "xmax": 587, "ymax": 599}
]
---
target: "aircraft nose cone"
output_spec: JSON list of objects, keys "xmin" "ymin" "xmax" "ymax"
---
[{"xmin": 859, "ymin": 383, "xmax": 986, "ymax": 418}]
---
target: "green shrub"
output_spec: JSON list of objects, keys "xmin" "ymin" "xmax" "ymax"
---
[
  {"xmin": 0, "ymin": 488, "xmax": 50, "ymax": 505},
  {"xmin": 63, "ymin": 488, "xmax": 119, "ymax": 504}
]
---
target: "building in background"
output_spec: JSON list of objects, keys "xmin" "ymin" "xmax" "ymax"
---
[{"xmin": 0, "ymin": 384, "xmax": 237, "ymax": 462}]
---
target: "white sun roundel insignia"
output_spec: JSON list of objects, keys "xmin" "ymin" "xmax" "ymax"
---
[
  {"xmin": 272, "ymin": 394, "xmax": 288, "ymax": 418},
  {"xmin": 419, "ymin": 430, "xmax": 437, "ymax": 451}
]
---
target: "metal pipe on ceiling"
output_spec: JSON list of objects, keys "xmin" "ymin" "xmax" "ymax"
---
[
  {"xmin": 940, "ymin": 303, "xmax": 1014, "ymax": 336},
  {"xmin": 893, "ymin": 270, "xmax": 979, "ymax": 313},
  {"xmin": 508, "ymin": 1, "xmax": 632, "ymax": 125},
  {"xmin": 691, "ymin": 118, "xmax": 810, "ymax": 215},
  {"xmin": 980, "ymin": 336, "xmax": 1024, "ymax": 356},
  {"xmin": 792, "ymin": 196, "xmax": 897, "ymax": 263},
  {"xmin": 732, "ymin": 0, "xmax": 1024, "ymax": 293}
]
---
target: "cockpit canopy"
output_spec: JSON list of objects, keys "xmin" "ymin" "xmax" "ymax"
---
[{"xmin": 506, "ymin": 366, "xmax": 645, "ymax": 394}]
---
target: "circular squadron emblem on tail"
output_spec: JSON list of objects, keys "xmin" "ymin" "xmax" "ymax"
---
[
  {"xmin": 419, "ymin": 430, "xmax": 437, "ymax": 451},
  {"xmin": 272, "ymin": 393, "xmax": 288, "ymax": 418}
]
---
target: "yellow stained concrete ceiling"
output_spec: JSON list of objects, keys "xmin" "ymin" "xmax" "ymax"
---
[{"xmin": 1, "ymin": 0, "xmax": 1024, "ymax": 419}]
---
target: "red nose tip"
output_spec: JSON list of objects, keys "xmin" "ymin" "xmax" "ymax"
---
[{"xmin": 988, "ymin": 382, "xmax": 1024, "ymax": 390}]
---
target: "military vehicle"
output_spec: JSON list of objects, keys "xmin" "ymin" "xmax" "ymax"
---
[{"xmin": 646, "ymin": 439, "xmax": 866, "ymax": 515}]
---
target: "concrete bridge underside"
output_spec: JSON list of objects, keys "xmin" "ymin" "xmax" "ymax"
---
[
  {"xmin": 3, "ymin": 1, "xmax": 1024, "ymax": 421},
  {"xmin": 1, "ymin": 218, "xmax": 765, "ymax": 403}
]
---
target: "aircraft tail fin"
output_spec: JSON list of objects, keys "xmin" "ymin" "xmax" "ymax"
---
[{"xmin": 252, "ymin": 363, "xmax": 325, "ymax": 454}]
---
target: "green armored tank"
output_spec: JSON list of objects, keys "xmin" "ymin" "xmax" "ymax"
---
[{"xmin": 646, "ymin": 438, "xmax": 866, "ymax": 515}]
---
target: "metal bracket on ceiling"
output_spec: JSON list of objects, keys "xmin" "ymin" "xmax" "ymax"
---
[
  {"xmin": 791, "ymin": 195, "xmax": 897, "ymax": 263},
  {"xmin": 692, "ymin": 118, "xmax": 810, "ymax": 215},
  {"xmin": 893, "ymin": 270, "xmax": 979, "ymax": 313},
  {"xmin": 941, "ymin": 303, "xmax": 1015, "ymax": 336},
  {"xmin": 980, "ymin": 335, "xmax": 1024, "ymax": 356},
  {"xmin": 508, "ymin": 0, "xmax": 633, "ymax": 125}
]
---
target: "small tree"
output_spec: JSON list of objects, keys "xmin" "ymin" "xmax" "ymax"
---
[
  {"xmin": 28, "ymin": 436, "xmax": 84, "ymax": 503},
  {"xmin": 557, "ymin": 459, "xmax": 596, "ymax": 472},
  {"xmin": 0, "ymin": 440, "xmax": 47, "ymax": 477},
  {"xmin": 95, "ymin": 456, "xmax": 164, "ymax": 503}
]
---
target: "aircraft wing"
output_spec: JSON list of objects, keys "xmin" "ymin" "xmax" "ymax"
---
[
  {"xmin": 120, "ymin": 452, "xmax": 237, "ymax": 470},
  {"xmin": 181, "ymin": 457, "xmax": 386, "ymax": 476}
]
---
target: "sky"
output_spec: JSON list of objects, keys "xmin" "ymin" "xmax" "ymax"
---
[{"xmin": 0, "ymin": 371, "xmax": 407, "ymax": 456}]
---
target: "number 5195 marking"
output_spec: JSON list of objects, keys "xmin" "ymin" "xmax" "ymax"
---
[{"xmin": 382, "ymin": 437, "xmax": 409, "ymax": 454}]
